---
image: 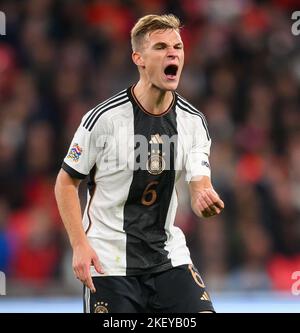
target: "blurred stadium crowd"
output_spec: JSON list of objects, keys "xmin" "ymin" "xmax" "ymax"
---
[{"xmin": 0, "ymin": 0, "xmax": 299, "ymax": 296}]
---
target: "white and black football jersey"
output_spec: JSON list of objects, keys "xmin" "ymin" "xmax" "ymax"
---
[{"xmin": 62, "ymin": 85, "xmax": 211, "ymax": 276}]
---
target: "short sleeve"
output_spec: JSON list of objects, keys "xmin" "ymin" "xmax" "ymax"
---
[
  {"xmin": 185, "ymin": 115, "xmax": 211, "ymax": 182},
  {"xmin": 62, "ymin": 111, "xmax": 107, "ymax": 179}
]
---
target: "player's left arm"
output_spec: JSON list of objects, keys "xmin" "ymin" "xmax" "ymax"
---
[
  {"xmin": 185, "ymin": 109, "xmax": 224, "ymax": 218},
  {"xmin": 189, "ymin": 175, "xmax": 224, "ymax": 218}
]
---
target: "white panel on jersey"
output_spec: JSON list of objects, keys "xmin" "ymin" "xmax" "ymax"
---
[{"xmin": 85, "ymin": 102, "xmax": 134, "ymax": 276}]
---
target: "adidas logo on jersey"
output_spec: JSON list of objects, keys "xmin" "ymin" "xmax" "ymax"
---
[
  {"xmin": 200, "ymin": 291, "xmax": 210, "ymax": 301},
  {"xmin": 149, "ymin": 133, "xmax": 164, "ymax": 144}
]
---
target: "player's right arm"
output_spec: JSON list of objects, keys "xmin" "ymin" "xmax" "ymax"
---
[
  {"xmin": 54, "ymin": 107, "xmax": 109, "ymax": 292},
  {"xmin": 54, "ymin": 169, "xmax": 104, "ymax": 293}
]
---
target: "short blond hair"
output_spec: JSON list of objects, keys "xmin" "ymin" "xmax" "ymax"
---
[{"xmin": 131, "ymin": 14, "xmax": 181, "ymax": 51}]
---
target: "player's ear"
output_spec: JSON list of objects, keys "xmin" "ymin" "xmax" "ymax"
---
[{"xmin": 132, "ymin": 52, "xmax": 145, "ymax": 68}]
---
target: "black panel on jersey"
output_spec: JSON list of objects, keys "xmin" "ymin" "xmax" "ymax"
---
[
  {"xmin": 86, "ymin": 165, "xmax": 97, "ymax": 234},
  {"xmin": 124, "ymin": 86, "xmax": 178, "ymax": 275},
  {"xmin": 87, "ymin": 165, "xmax": 96, "ymax": 197}
]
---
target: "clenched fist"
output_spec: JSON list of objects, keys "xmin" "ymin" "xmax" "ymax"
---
[
  {"xmin": 189, "ymin": 176, "xmax": 224, "ymax": 218},
  {"xmin": 191, "ymin": 187, "xmax": 224, "ymax": 218}
]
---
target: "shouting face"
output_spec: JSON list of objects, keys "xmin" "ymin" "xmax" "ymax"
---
[{"xmin": 133, "ymin": 29, "xmax": 184, "ymax": 91}]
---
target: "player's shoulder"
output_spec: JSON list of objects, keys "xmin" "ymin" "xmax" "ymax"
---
[
  {"xmin": 175, "ymin": 92, "xmax": 206, "ymax": 119},
  {"xmin": 175, "ymin": 92, "xmax": 210, "ymax": 139},
  {"xmin": 81, "ymin": 88, "xmax": 130, "ymax": 132}
]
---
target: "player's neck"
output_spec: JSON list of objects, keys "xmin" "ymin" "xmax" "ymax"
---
[{"xmin": 133, "ymin": 81, "xmax": 174, "ymax": 115}]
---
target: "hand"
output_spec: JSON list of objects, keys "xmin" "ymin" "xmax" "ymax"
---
[
  {"xmin": 191, "ymin": 187, "xmax": 224, "ymax": 218},
  {"xmin": 72, "ymin": 241, "xmax": 104, "ymax": 293}
]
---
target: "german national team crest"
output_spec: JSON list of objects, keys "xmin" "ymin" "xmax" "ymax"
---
[
  {"xmin": 147, "ymin": 134, "xmax": 166, "ymax": 175},
  {"xmin": 94, "ymin": 301, "xmax": 109, "ymax": 313},
  {"xmin": 147, "ymin": 154, "xmax": 165, "ymax": 175},
  {"xmin": 67, "ymin": 143, "xmax": 82, "ymax": 162}
]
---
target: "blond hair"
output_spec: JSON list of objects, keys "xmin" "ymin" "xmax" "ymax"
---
[{"xmin": 131, "ymin": 14, "xmax": 181, "ymax": 51}]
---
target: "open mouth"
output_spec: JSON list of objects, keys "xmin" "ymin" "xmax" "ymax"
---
[{"xmin": 164, "ymin": 64, "xmax": 178, "ymax": 80}]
